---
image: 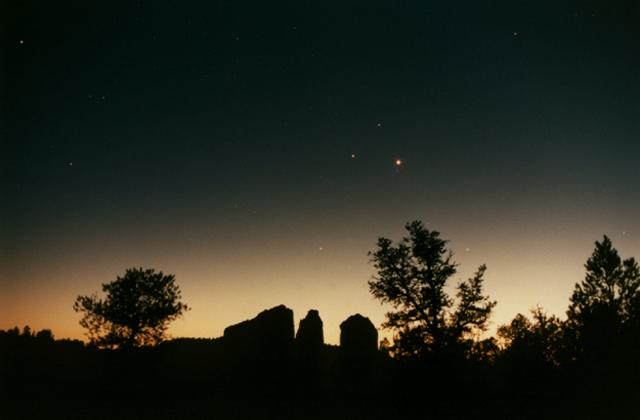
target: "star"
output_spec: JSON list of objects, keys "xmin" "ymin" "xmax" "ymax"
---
[{"xmin": 395, "ymin": 159, "xmax": 402, "ymax": 166}]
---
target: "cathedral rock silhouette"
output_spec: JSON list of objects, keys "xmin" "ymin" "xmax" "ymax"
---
[{"xmin": 216, "ymin": 306, "xmax": 381, "ymax": 379}]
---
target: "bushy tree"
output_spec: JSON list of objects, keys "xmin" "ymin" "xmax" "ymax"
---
[
  {"xmin": 368, "ymin": 221, "xmax": 496, "ymax": 359},
  {"xmin": 21, "ymin": 326, "xmax": 32, "ymax": 337},
  {"xmin": 74, "ymin": 268, "xmax": 190, "ymax": 348},
  {"xmin": 35, "ymin": 329, "xmax": 55, "ymax": 342},
  {"xmin": 497, "ymin": 313, "xmax": 532, "ymax": 346},
  {"xmin": 566, "ymin": 236, "xmax": 640, "ymax": 361},
  {"xmin": 498, "ymin": 306, "xmax": 564, "ymax": 366}
]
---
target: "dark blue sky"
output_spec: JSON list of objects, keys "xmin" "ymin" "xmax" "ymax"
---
[{"xmin": 2, "ymin": 0, "xmax": 639, "ymax": 343}]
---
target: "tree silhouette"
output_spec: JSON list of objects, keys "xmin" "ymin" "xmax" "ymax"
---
[
  {"xmin": 565, "ymin": 236, "xmax": 640, "ymax": 361},
  {"xmin": 35, "ymin": 329, "xmax": 55, "ymax": 342},
  {"xmin": 497, "ymin": 313, "xmax": 531, "ymax": 345},
  {"xmin": 74, "ymin": 268, "xmax": 190, "ymax": 348},
  {"xmin": 21, "ymin": 325, "xmax": 32, "ymax": 337},
  {"xmin": 498, "ymin": 306, "xmax": 564, "ymax": 367},
  {"xmin": 368, "ymin": 221, "xmax": 496, "ymax": 359}
]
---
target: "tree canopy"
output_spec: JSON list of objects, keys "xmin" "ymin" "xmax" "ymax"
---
[
  {"xmin": 74, "ymin": 268, "xmax": 190, "ymax": 348},
  {"xmin": 565, "ymin": 236, "xmax": 640, "ymax": 360},
  {"xmin": 368, "ymin": 221, "xmax": 496, "ymax": 359},
  {"xmin": 498, "ymin": 306, "xmax": 564, "ymax": 367}
]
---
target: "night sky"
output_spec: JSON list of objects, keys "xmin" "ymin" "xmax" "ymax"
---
[{"xmin": 2, "ymin": 1, "xmax": 639, "ymax": 345}]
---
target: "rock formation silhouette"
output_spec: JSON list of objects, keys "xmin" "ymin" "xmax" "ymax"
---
[
  {"xmin": 222, "ymin": 304, "xmax": 295, "ymax": 371},
  {"xmin": 337, "ymin": 313, "xmax": 380, "ymax": 396},
  {"xmin": 293, "ymin": 309, "xmax": 327, "ymax": 387},
  {"xmin": 223, "ymin": 304, "xmax": 294, "ymax": 348},
  {"xmin": 295, "ymin": 309, "xmax": 324, "ymax": 350},
  {"xmin": 340, "ymin": 313, "xmax": 378, "ymax": 355}
]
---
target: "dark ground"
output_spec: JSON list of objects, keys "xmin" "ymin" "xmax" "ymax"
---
[{"xmin": 2, "ymin": 334, "xmax": 639, "ymax": 419}]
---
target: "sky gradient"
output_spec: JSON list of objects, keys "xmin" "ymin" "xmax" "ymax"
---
[{"xmin": 2, "ymin": 0, "xmax": 639, "ymax": 345}]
